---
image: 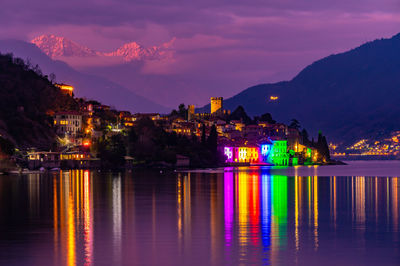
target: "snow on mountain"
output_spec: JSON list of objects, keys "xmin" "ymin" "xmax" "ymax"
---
[
  {"xmin": 31, "ymin": 34, "xmax": 98, "ymax": 58},
  {"xmin": 31, "ymin": 34, "xmax": 171, "ymax": 62},
  {"xmin": 106, "ymin": 42, "xmax": 159, "ymax": 61}
]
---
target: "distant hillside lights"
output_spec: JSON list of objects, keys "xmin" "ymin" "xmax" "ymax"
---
[
  {"xmin": 55, "ymin": 83, "xmax": 74, "ymax": 97},
  {"xmin": 270, "ymin": 96, "xmax": 279, "ymax": 101}
]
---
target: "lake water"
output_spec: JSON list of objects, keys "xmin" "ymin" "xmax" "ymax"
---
[{"xmin": 0, "ymin": 161, "xmax": 399, "ymax": 265}]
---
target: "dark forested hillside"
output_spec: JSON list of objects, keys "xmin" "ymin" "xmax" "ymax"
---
[
  {"xmin": 0, "ymin": 53, "xmax": 77, "ymax": 149},
  {"xmin": 203, "ymin": 33, "xmax": 400, "ymax": 144}
]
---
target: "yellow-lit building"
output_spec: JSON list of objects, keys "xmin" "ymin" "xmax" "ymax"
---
[
  {"xmin": 54, "ymin": 111, "xmax": 82, "ymax": 137},
  {"xmin": 55, "ymin": 83, "xmax": 74, "ymax": 97},
  {"xmin": 121, "ymin": 113, "xmax": 161, "ymax": 127},
  {"xmin": 230, "ymin": 120, "xmax": 245, "ymax": 131},
  {"xmin": 211, "ymin": 97, "xmax": 223, "ymax": 115},
  {"xmin": 188, "ymin": 105, "xmax": 195, "ymax": 120}
]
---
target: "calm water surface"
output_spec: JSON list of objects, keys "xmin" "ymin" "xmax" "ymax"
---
[{"xmin": 0, "ymin": 161, "xmax": 400, "ymax": 265}]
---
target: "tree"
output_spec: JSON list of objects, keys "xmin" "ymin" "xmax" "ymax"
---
[
  {"xmin": 289, "ymin": 119, "xmax": 301, "ymax": 130},
  {"xmin": 228, "ymin": 106, "xmax": 252, "ymax": 124},
  {"xmin": 257, "ymin": 112, "xmax": 276, "ymax": 124},
  {"xmin": 98, "ymin": 134, "xmax": 126, "ymax": 168},
  {"xmin": 301, "ymin": 129, "xmax": 309, "ymax": 145},
  {"xmin": 178, "ymin": 103, "xmax": 187, "ymax": 119},
  {"xmin": 201, "ymin": 124, "xmax": 206, "ymax": 145},
  {"xmin": 207, "ymin": 125, "xmax": 218, "ymax": 153},
  {"xmin": 321, "ymin": 136, "xmax": 330, "ymax": 161},
  {"xmin": 126, "ymin": 127, "xmax": 138, "ymax": 156},
  {"xmin": 170, "ymin": 109, "xmax": 178, "ymax": 117},
  {"xmin": 316, "ymin": 131, "xmax": 330, "ymax": 162},
  {"xmin": 49, "ymin": 73, "xmax": 56, "ymax": 84},
  {"xmin": 0, "ymin": 137, "xmax": 14, "ymax": 156}
]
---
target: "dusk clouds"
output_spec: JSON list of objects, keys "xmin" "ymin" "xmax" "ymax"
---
[{"xmin": 1, "ymin": 0, "xmax": 400, "ymax": 106}]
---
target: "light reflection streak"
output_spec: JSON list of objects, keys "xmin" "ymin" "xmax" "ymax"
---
[
  {"xmin": 210, "ymin": 177, "xmax": 216, "ymax": 265},
  {"xmin": 54, "ymin": 175, "xmax": 58, "ymax": 264},
  {"xmin": 333, "ymin": 176, "xmax": 337, "ymax": 229},
  {"xmin": 375, "ymin": 177, "xmax": 378, "ymax": 225},
  {"xmin": 249, "ymin": 174, "xmax": 260, "ymax": 247},
  {"xmin": 237, "ymin": 171, "xmax": 249, "ymax": 261},
  {"xmin": 184, "ymin": 174, "xmax": 191, "ymax": 250},
  {"xmin": 355, "ymin": 177, "xmax": 366, "ymax": 226},
  {"xmin": 308, "ymin": 177, "xmax": 311, "ymax": 227},
  {"xmin": 387, "ymin": 177, "xmax": 390, "ymax": 226},
  {"xmin": 224, "ymin": 171, "xmax": 234, "ymax": 264},
  {"xmin": 67, "ymin": 172, "xmax": 76, "ymax": 266},
  {"xmin": 272, "ymin": 175, "xmax": 287, "ymax": 252},
  {"xmin": 313, "ymin": 176, "xmax": 318, "ymax": 250},
  {"xmin": 260, "ymin": 174, "xmax": 271, "ymax": 264},
  {"xmin": 392, "ymin": 178, "xmax": 398, "ymax": 231},
  {"xmin": 83, "ymin": 171, "xmax": 93, "ymax": 266},
  {"xmin": 113, "ymin": 175, "xmax": 122, "ymax": 264},
  {"xmin": 224, "ymin": 172, "xmax": 234, "ymax": 247},
  {"xmin": 177, "ymin": 175, "xmax": 183, "ymax": 247},
  {"xmin": 53, "ymin": 170, "xmax": 93, "ymax": 266},
  {"xmin": 295, "ymin": 176, "xmax": 299, "ymax": 251}
]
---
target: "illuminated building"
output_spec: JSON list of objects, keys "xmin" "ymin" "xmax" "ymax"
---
[
  {"xmin": 54, "ymin": 111, "xmax": 82, "ymax": 137},
  {"xmin": 224, "ymin": 147, "xmax": 234, "ymax": 162},
  {"xmin": 27, "ymin": 151, "xmax": 96, "ymax": 169},
  {"xmin": 55, "ymin": 83, "xmax": 74, "ymax": 96},
  {"xmin": 270, "ymin": 123, "xmax": 287, "ymax": 138},
  {"xmin": 188, "ymin": 105, "xmax": 195, "ymax": 120},
  {"xmin": 261, "ymin": 143, "xmax": 272, "ymax": 162},
  {"xmin": 170, "ymin": 122, "xmax": 194, "ymax": 136},
  {"xmin": 230, "ymin": 120, "xmax": 245, "ymax": 131},
  {"xmin": 211, "ymin": 97, "xmax": 223, "ymax": 115},
  {"xmin": 223, "ymin": 140, "xmax": 290, "ymax": 166},
  {"xmin": 27, "ymin": 151, "xmax": 61, "ymax": 169},
  {"xmin": 268, "ymin": 140, "xmax": 289, "ymax": 166},
  {"xmin": 121, "ymin": 113, "xmax": 161, "ymax": 127},
  {"xmin": 223, "ymin": 146, "xmax": 262, "ymax": 164}
]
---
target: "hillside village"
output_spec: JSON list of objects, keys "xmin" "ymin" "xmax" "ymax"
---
[
  {"xmin": 23, "ymin": 84, "xmax": 331, "ymax": 169},
  {"xmin": 0, "ymin": 53, "xmax": 331, "ymax": 171}
]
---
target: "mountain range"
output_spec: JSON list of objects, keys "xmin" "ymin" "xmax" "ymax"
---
[
  {"xmin": 31, "ymin": 34, "xmax": 172, "ymax": 62},
  {"xmin": 207, "ymin": 33, "xmax": 400, "ymax": 144}
]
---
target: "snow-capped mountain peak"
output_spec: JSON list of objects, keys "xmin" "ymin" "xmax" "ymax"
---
[
  {"xmin": 31, "ymin": 35, "xmax": 172, "ymax": 62},
  {"xmin": 31, "ymin": 34, "xmax": 98, "ymax": 58}
]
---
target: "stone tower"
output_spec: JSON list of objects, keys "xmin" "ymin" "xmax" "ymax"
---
[{"xmin": 210, "ymin": 97, "xmax": 223, "ymax": 115}]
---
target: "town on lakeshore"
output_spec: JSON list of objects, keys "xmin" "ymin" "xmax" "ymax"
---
[{"xmin": 0, "ymin": 77, "xmax": 333, "ymax": 172}]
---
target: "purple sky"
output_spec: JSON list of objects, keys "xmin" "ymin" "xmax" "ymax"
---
[{"xmin": 1, "ymin": 0, "xmax": 400, "ymax": 106}]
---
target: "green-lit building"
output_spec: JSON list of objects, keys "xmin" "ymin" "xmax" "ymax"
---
[{"xmin": 267, "ymin": 140, "xmax": 290, "ymax": 166}]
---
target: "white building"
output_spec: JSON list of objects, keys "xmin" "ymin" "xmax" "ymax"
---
[{"xmin": 54, "ymin": 111, "xmax": 82, "ymax": 137}]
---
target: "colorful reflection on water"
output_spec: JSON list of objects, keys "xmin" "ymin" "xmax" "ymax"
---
[{"xmin": 0, "ymin": 163, "xmax": 399, "ymax": 265}]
